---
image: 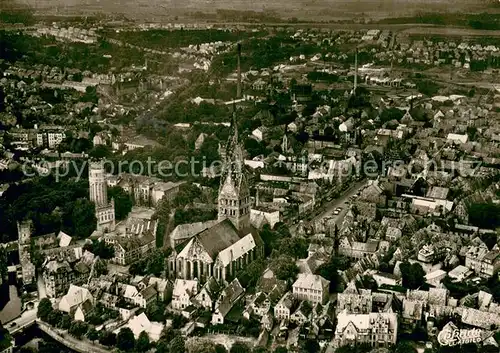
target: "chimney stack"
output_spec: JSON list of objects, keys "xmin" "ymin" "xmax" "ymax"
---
[
  {"xmin": 237, "ymin": 43, "xmax": 242, "ymax": 99},
  {"xmin": 353, "ymin": 48, "xmax": 358, "ymax": 96}
]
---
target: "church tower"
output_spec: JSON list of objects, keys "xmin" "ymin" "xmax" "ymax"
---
[
  {"xmin": 218, "ymin": 110, "xmax": 250, "ymax": 231},
  {"xmin": 89, "ymin": 160, "xmax": 115, "ymax": 232}
]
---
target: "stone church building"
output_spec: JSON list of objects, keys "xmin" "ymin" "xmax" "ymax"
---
[{"xmin": 167, "ymin": 113, "xmax": 264, "ymax": 284}]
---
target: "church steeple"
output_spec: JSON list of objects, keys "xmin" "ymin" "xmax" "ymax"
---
[{"xmin": 218, "ymin": 107, "xmax": 250, "ymax": 231}]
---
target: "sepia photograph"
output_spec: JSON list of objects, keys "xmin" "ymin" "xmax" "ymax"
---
[{"xmin": 0, "ymin": 0, "xmax": 499, "ymax": 353}]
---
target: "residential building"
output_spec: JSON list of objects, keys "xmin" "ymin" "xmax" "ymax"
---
[
  {"xmin": 104, "ymin": 233, "xmax": 155, "ymax": 266},
  {"xmin": 36, "ymin": 128, "xmax": 66, "ymax": 149},
  {"xmin": 118, "ymin": 313, "xmax": 164, "ymax": 341},
  {"xmin": 274, "ymin": 292, "xmax": 296, "ymax": 321},
  {"xmin": 465, "ymin": 247, "xmax": 500, "ymax": 278},
  {"xmin": 290, "ymin": 301, "xmax": 312, "ymax": 326},
  {"xmin": 136, "ymin": 285, "xmax": 158, "ymax": 309},
  {"xmin": 339, "ymin": 237, "xmax": 379, "ymax": 260},
  {"xmin": 292, "ymin": 274, "xmax": 330, "ymax": 305},
  {"xmin": 333, "ymin": 311, "xmax": 398, "ymax": 349},
  {"xmin": 243, "ymin": 292, "xmax": 271, "ymax": 319},
  {"xmin": 211, "ymin": 278, "xmax": 245, "ymax": 325},
  {"xmin": 59, "ymin": 284, "xmax": 94, "ymax": 321},
  {"xmin": 42, "ymin": 259, "xmax": 90, "ymax": 298},
  {"xmin": 172, "ymin": 279, "xmax": 198, "ymax": 310},
  {"xmin": 193, "ymin": 277, "xmax": 221, "ymax": 310},
  {"xmin": 148, "ymin": 277, "xmax": 173, "ymax": 302},
  {"xmin": 337, "ymin": 282, "xmax": 373, "ymax": 314}
]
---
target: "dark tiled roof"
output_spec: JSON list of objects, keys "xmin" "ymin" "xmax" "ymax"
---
[
  {"xmin": 218, "ymin": 278, "xmax": 245, "ymax": 317},
  {"xmin": 140, "ymin": 285, "xmax": 158, "ymax": 300},
  {"xmin": 196, "ymin": 219, "xmax": 241, "ymax": 259}
]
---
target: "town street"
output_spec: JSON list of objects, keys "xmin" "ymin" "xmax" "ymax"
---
[
  {"xmin": 314, "ymin": 179, "xmax": 367, "ymax": 227},
  {"xmin": 6, "ymin": 304, "xmax": 38, "ymax": 334},
  {"xmin": 291, "ymin": 179, "xmax": 367, "ymax": 235},
  {"xmin": 37, "ymin": 320, "xmax": 111, "ymax": 353}
]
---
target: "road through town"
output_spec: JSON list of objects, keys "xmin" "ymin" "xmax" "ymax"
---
[
  {"xmin": 291, "ymin": 179, "xmax": 367, "ymax": 234},
  {"xmin": 315, "ymin": 180, "xmax": 367, "ymax": 226}
]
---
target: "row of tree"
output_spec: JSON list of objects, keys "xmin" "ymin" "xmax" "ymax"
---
[{"xmin": 0, "ymin": 177, "xmax": 96, "ymax": 242}]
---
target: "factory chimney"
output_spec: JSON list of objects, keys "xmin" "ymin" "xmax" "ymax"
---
[
  {"xmin": 353, "ymin": 47, "xmax": 358, "ymax": 96},
  {"xmin": 237, "ymin": 43, "xmax": 242, "ymax": 99}
]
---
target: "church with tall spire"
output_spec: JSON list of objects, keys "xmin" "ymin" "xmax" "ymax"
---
[
  {"xmin": 167, "ymin": 115, "xmax": 263, "ymax": 284},
  {"xmin": 167, "ymin": 43, "xmax": 263, "ymax": 285},
  {"xmin": 218, "ymin": 110, "xmax": 251, "ymax": 231}
]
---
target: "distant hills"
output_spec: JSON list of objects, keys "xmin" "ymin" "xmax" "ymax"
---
[{"xmin": 1, "ymin": 0, "xmax": 499, "ymax": 22}]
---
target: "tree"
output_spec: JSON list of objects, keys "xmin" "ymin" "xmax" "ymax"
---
[
  {"xmin": 316, "ymin": 256, "xmax": 350, "ymax": 293},
  {"xmin": 0, "ymin": 248, "xmax": 7, "ymax": 282},
  {"xmin": 37, "ymin": 298, "xmax": 53, "ymax": 321},
  {"xmin": 270, "ymin": 255, "xmax": 299, "ymax": 282},
  {"xmin": 302, "ymin": 339, "xmax": 320, "ymax": 353},
  {"xmin": 108, "ymin": 186, "xmax": 133, "ymax": 220},
  {"xmin": 259, "ymin": 224, "xmax": 278, "ymax": 256},
  {"xmin": 145, "ymin": 250, "xmax": 167, "ymax": 277},
  {"xmin": 235, "ymin": 258, "xmax": 266, "ymax": 289},
  {"xmin": 46, "ymin": 310, "xmax": 62, "ymax": 327},
  {"xmin": 280, "ymin": 236, "xmax": 308, "ymax": 259},
  {"xmin": 230, "ymin": 342, "xmax": 251, "ymax": 353},
  {"xmin": 468, "ymin": 203, "xmax": 500, "ymax": 229},
  {"xmin": 0, "ymin": 322, "xmax": 11, "ymax": 352},
  {"xmin": 480, "ymin": 345, "xmax": 500, "ymax": 353},
  {"xmin": 99, "ymin": 330, "xmax": 117, "ymax": 347},
  {"xmin": 416, "ymin": 80, "xmax": 440, "ymax": 96},
  {"xmin": 146, "ymin": 301, "xmax": 167, "ymax": 323},
  {"xmin": 170, "ymin": 335, "xmax": 186, "ymax": 353},
  {"xmin": 19, "ymin": 348, "xmax": 36, "ymax": 353},
  {"xmin": 136, "ymin": 331, "xmax": 150, "ymax": 352},
  {"xmin": 38, "ymin": 341, "xmax": 61, "ymax": 353},
  {"xmin": 62, "ymin": 198, "xmax": 97, "ymax": 238},
  {"xmin": 216, "ymin": 344, "xmax": 229, "ymax": 353},
  {"xmin": 244, "ymin": 138, "xmax": 267, "ymax": 158},
  {"xmin": 84, "ymin": 239, "xmax": 115, "ymax": 259},
  {"xmin": 253, "ymin": 348, "xmax": 268, "ymax": 353},
  {"xmin": 379, "ymin": 108, "xmax": 405, "ymax": 124},
  {"xmin": 395, "ymin": 341, "xmax": 417, "ymax": 353},
  {"xmin": 59, "ymin": 314, "xmax": 72, "ymax": 330},
  {"xmin": 68, "ymin": 321, "xmax": 88, "ymax": 339},
  {"xmin": 400, "ymin": 262, "xmax": 426, "ymax": 290},
  {"xmin": 89, "ymin": 144, "xmax": 112, "ymax": 159},
  {"xmin": 86, "ymin": 327, "xmax": 99, "ymax": 342},
  {"xmin": 274, "ymin": 347, "xmax": 287, "ymax": 353},
  {"xmin": 117, "ymin": 327, "xmax": 136, "ymax": 351},
  {"xmin": 156, "ymin": 339, "xmax": 170, "ymax": 353}
]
